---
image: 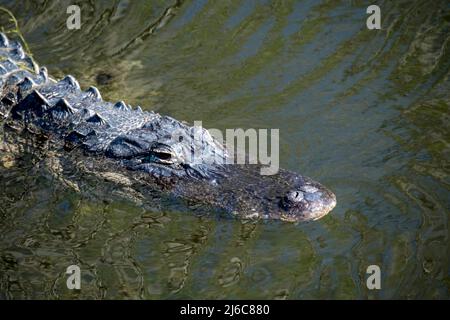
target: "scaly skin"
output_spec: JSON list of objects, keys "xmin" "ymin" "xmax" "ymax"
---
[{"xmin": 0, "ymin": 33, "xmax": 336, "ymax": 222}]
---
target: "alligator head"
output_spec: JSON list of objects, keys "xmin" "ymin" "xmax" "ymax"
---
[{"xmin": 103, "ymin": 117, "xmax": 336, "ymax": 222}]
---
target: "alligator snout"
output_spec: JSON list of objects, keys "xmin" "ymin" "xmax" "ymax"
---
[{"xmin": 280, "ymin": 183, "xmax": 336, "ymax": 222}]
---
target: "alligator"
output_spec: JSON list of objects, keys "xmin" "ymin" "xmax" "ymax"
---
[{"xmin": 0, "ymin": 32, "xmax": 336, "ymax": 222}]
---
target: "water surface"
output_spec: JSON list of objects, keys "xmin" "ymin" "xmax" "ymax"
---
[{"xmin": 0, "ymin": 0, "xmax": 449, "ymax": 299}]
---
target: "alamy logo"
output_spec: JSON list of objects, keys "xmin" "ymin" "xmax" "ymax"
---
[
  {"xmin": 172, "ymin": 121, "xmax": 280, "ymax": 175},
  {"xmin": 366, "ymin": 265, "xmax": 381, "ymax": 290},
  {"xmin": 66, "ymin": 5, "xmax": 81, "ymax": 30},
  {"xmin": 66, "ymin": 265, "xmax": 81, "ymax": 290},
  {"xmin": 366, "ymin": 5, "xmax": 381, "ymax": 30}
]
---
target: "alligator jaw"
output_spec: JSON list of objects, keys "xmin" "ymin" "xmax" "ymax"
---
[{"xmin": 173, "ymin": 164, "xmax": 337, "ymax": 222}]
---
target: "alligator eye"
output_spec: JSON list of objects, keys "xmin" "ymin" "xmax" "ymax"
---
[
  {"xmin": 153, "ymin": 150, "xmax": 172, "ymax": 161},
  {"xmin": 150, "ymin": 143, "xmax": 175, "ymax": 164}
]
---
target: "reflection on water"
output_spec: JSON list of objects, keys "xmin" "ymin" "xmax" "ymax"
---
[{"xmin": 0, "ymin": 0, "xmax": 449, "ymax": 299}]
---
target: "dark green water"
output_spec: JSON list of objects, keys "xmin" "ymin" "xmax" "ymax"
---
[{"xmin": 0, "ymin": 0, "xmax": 449, "ymax": 299}]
